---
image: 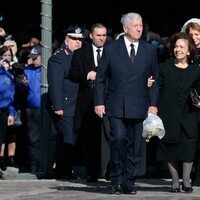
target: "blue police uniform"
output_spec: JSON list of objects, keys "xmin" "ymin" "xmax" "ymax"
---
[
  {"xmin": 48, "ymin": 46, "xmax": 79, "ymax": 144},
  {"xmin": 47, "ymin": 45, "xmax": 79, "ymax": 178}
]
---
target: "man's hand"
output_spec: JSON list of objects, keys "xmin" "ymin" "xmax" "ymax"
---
[
  {"xmin": 21, "ymin": 76, "xmax": 29, "ymax": 85},
  {"xmin": 148, "ymin": 106, "xmax": 158, "ymax": 115},
  {"xmin": 87, "ymin": 71, "xmax": 96, "ymax": 81},
  {"xmin": 54, "ymin": 110, "xmax": 64, "ymax": 116},
  {"xmin": 147, "ymin": 76, "xmax": 155, "ymax": 87},
  {"xmin": 95, "ymin": 105, "xmax": 105, "ymax": 118}
]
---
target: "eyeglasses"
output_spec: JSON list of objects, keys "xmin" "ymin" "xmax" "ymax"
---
[{"xmin": 68, "ymin": 36, "xmax": 83, "ymax": 41}]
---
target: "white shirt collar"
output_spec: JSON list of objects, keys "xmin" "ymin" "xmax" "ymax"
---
[
  {"xmin": 124, "ymin": 36, "xmax": 139, "ymax": 55},
  {"xmin": 92, "ymin": 45, "xmax": 103, "ymax": 66},
  {"xmin": 92, "ymin": 44, "xmax": 103, "ymax": 52}
]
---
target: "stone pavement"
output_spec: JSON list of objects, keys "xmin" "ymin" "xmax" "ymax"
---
[{"xmin": 0, "ymin": 167, "xmax": 200, "ymax": 200}]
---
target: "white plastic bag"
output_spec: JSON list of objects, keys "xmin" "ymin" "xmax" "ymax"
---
[{"xmin": 142, "ymin": 113, "xmax": 165, "ymax": 142}]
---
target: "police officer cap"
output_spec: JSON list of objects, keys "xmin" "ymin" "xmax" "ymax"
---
[{"xmin": 63, "ymin": 25, "xmax": 84, "ymax": 38}]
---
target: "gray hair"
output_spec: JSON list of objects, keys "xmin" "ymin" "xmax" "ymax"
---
[{"xmin": 120, "ymin": 12, "xmax": 142, "ymax": 27}]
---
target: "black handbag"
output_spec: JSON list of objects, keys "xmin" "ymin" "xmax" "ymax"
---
[{"xmin": 190, "ymin": 88, "xmax": 200, "ymax": 105}]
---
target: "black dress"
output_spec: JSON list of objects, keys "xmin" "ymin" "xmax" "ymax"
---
[
  {"xmin": 195, "ymin": 49, "xmax": 200, "ymax": 149},
  {"xmin": 156, "ymin": 59, "xmax": 200, "ymax": 161}
]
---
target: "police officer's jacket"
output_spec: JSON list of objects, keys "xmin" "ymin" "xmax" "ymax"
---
[{"xmin": 47, "ymin": 47, "xmax": 79, "ymax": 117}]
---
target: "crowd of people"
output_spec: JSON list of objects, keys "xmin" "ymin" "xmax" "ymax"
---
[{"xmin": 0, "ymin": 12, "xmax": 200, "ymax": 195}]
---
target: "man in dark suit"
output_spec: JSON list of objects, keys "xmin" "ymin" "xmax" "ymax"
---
[
  {"xmin": 94, "ymin": 12, "xmax": 159, "ymax": 194},
  {"xmin": 47, "ymin": 25, "xmax": 84, "ymax": 179},
  {"xmin": 68, "ymin": 23, "xmax": 108, "ymax": 182}
]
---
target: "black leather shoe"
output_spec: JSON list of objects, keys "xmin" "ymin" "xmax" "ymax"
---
[
  {"xmin": 123, "ymin": 186, "xmax": 137, "ymax": 194},
  {"xmin": 30, "ymin": 164, "xmax": 39, "ymax": 174},
  {"xmin": 0, "ymin": 157, "xmax": 7, "ymax": 171},
  {"xmin": 182, "ymin": 182, "xmax": 193, "ymax": 193},
  {"xmin": 64, "ymin": 173, "xmax": 78, "ymax": 180},
  {"xmin": 87, "ymin": 177, "xmax": 98, "ymax": 183},
  {"xmin": 111, "ymin": 184, "xmax": 123, "ymax": 195}
]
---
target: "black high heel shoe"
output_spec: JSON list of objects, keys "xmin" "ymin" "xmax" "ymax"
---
[
  {"xmin": 181, "ymin": 182, "xmax": 193, "ymax": 193},
  {"xmin": 170, "ymin": 182, "xmax": 180, "ymax": 193},
  {"xmin": 170, "ymin": 187, "xmax": 180, "ymax": 193}
]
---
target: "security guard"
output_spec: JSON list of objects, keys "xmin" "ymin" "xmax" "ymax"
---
[{"xmin": 47, "ymin": 25, "xmax": 84, "ymax": 179}]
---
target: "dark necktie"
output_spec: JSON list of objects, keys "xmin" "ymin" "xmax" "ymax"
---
[
  {"xmin": 96, "ymin": 48, "xmax": 101, "ymax": 66},
  {"xmin": 130, "ymin": 44, "xmax": 135, "ymax": 63}
]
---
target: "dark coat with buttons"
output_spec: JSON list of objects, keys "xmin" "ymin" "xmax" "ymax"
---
[
  {"xmin": 47, "ymin": 47, "xmax": 79, "ymax": 117},
  {"xmin": 68, "ymin": 43, "xmax": 98, "ymax": 131},
  {"xmin": 157, "ymin": 58, "xmax": 200, "ymax": 143}
]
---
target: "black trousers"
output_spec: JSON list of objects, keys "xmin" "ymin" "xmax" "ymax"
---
[
  {"xmin": 25, "ymin": 108, "xmax": 41, "ymax": 165},
  {"xmin": 108, "ymin": 117, "xmax": 143, "ymax": 187},
  {"xmin": 75, "ymin": 110, "xmax": 102, "ymax": 178},
  {"xmin": 0, "ymin": 109, "xmax": 8, "ymax": 146}
]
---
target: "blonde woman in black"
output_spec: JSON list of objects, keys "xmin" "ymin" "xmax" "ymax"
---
[{"xmin": 182, "ymin": 18, "xmax": 200, "ymax": 186}]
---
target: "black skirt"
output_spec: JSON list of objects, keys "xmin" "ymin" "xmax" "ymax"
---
[{"xmin": 156, "ymin": 128, "xmax": 197, "ymax": 161}]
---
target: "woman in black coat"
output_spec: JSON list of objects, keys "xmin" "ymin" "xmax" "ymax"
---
[
  {"xmin": 156, "ymin": 32, "xmax": 200, "ymax": 193},
  {"xmin": 181, "ymin": 18, "xmax": 200, "ymax": 186}
]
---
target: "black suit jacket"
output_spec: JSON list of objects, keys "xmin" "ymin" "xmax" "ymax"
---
[
  {"xmin": 68, "ymin": 43, "xmax": 98, "ymax": 130},
  {"xmin": 95, "ymin": 36, "xmax": 159, "ymax": 119}
]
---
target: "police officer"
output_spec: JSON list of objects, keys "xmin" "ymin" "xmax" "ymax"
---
[{"xmin": 47, "ymin": 25, "xmax": 84, "ymax": 179}]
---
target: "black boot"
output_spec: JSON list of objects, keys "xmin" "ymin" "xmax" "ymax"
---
[
  {"xmin": 0, "ymin": 157, "xmax": 7, "ymax": 171},
  {"xmin": 192, "ymin": 150, "xmax": 200, "ymax": 186},
  {"xmin": 7, "ymin": 156, "xmax": 18, "ymax": 168},
  {"xmin": 30, "ymin": 162, "xmax": 39, "ymax": 174}
]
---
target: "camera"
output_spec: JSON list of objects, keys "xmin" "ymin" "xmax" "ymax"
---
[{"xmin": 12, "ymin": 62, "xmax": 25, "ymax": 81}]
